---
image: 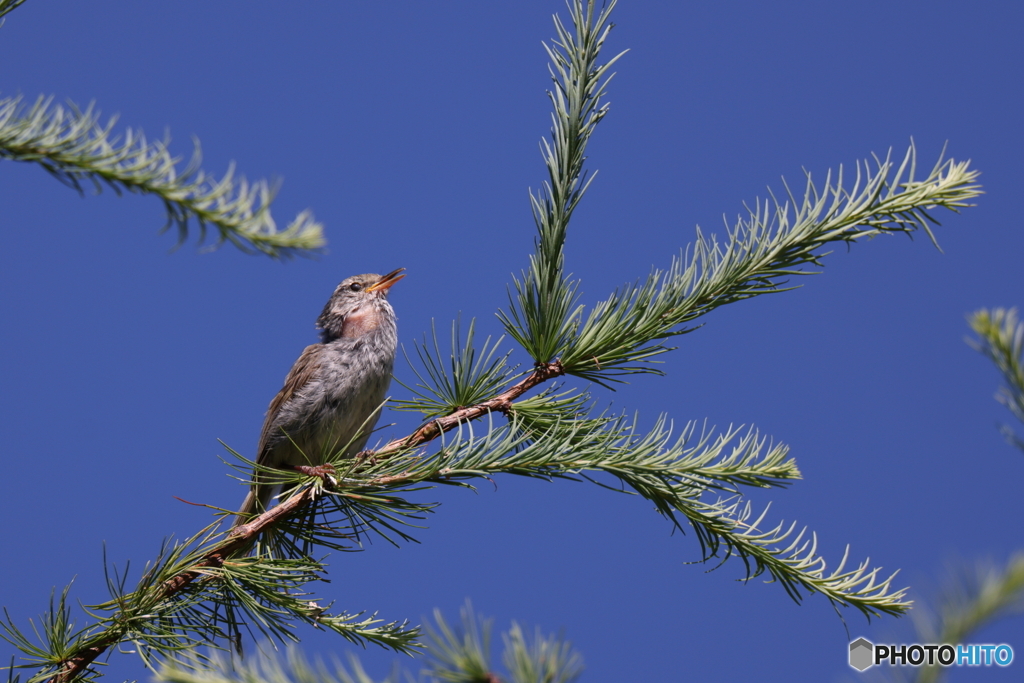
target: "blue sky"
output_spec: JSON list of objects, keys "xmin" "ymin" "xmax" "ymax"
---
[{"xmin": 2, "ymin": 2, "xmax": 1023, "ymax": 681}]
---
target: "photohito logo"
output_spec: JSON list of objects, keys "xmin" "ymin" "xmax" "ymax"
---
[{"xmin": 849, "ymin": 637, "xmax": 1014, "ymax": 672}]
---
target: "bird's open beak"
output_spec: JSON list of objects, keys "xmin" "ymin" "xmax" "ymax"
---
[{"xmin": 367, "ymin": 267, "xmax": 406, "ymax": 293}]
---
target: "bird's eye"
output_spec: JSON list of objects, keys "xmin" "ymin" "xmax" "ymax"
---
[{"xmin": 349, "ymin": 282, "xmax": 363, "ymax": 292}]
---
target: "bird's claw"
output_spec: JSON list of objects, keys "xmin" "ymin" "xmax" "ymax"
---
[
  {"xmin": 294, "ymin": 464, "xmax": 337, "ymax": 478},
  {"xmin": 355, "ymin": 450, "xmax": 378, "ymax": 466}
]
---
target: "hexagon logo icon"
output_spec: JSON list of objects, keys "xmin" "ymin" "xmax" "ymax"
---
[{"xmin": 849, "ymin": 637, "xmax": 874, "ymax": 671}]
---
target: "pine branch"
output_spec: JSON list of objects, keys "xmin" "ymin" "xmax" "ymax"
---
[
  {"xmin": 391, "ymin": 318, "xmax": 516, "ymax": 420},
  {"xmin": 153, "ymin": 603, "xmax": 583, "ymax": 683},
  {"xmin": 908, "ymin": 555, "xmax": 1024, "ymax": 683},
  {"xmin": 230, "ymin": 411, "xmax": 904, "ymax": 618},
  {"xmin": 375, "ymin": 360, "xmax": 566, "ymax": 457},
  {"xmin": 0, "ymin": 0, "xmax": 26, "ymax": 22},
  {"xmin": 423, "ymin": 604, "xmax": 495, "ymax": 683},
  {"xmin": 861, "ymin": 313, "xmax": 1024, "ymax": 683},
  {"xmin": 968, "ymin": 307, "xmax": 1024, "ymax": 450},
  {"xmin": 498, "ymin": 0, "xmax": 626, "ymax": 365},
  {"xmin": 0, "ymin": 96, "xmax": 325, "ymax": 258},
  {"xmin": 501, "ymin": 621, "xmax": 582, "ymax": 683},
  {"xmin": 2, "ymin": 517, "xmax": 418, "ymax": 683},
  {"xmin": 361, "ymin": 417, "xmax": 902, "ymax": 617},
  {"xmin": 374, "ymin": 150, "xmax": 981, "ymax": 465},
  {"xmin": 158, "ymin": 646, "xmax": 393, "ymax": 683},
  {"xmin": 558, "ymin": 145, "xmax": 982, "ymax": 383}
]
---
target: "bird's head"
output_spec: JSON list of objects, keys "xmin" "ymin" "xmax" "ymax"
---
[{"xmin": 316, "ymin": 268, "xmax": 405, "ymax": 341}]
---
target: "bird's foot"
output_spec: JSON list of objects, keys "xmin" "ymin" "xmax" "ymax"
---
[
  {"xmin": 355, "ymin": 450, "xmax": 378, "ymax": 466},
  {"xmin": 294, "ymin": 463, "xmax": 337, "ymax": 478}
]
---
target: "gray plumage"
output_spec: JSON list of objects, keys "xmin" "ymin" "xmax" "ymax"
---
[{"xmin": 234, "ymin": 268, "xmax": 404, "ymax": 525}]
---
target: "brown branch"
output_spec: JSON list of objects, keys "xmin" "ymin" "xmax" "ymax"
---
[
  {"xmin": 374, "ymin": 360, "xmax": 565, "ymax": 456},
  {"xmin": 52, "ymin": 488, "xmax": 318, "ymax": 683},
  {"xmin": 48, "ymin": 361, "xmax": 566, "ymax": 683}
]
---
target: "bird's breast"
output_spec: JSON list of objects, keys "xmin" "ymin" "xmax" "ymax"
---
[{"xmin": 284, "ymin": 334, "xmax": 395, "ymax": 460}]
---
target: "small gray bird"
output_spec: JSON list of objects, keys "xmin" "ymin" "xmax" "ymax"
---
[{"xmin": 234, "ymin": 268, "xmax": 404, "ymax": 526}]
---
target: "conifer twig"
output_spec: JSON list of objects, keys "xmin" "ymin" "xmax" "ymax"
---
[{"xmin": 0, "ymin": 96, "xmax": 325, "ymax": 258}]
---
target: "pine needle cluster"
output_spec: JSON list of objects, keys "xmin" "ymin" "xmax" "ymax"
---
[{"xmin": 0, "ymin": 96, "xmax": 324, "ymax": 257}]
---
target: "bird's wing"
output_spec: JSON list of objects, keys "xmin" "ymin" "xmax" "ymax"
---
[{"xmin": 255, "ymin": 343, "xmax": 322, "ymax": 465}]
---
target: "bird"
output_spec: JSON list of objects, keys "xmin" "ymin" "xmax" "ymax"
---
[{"xmin": 234, "ymin": 268, "xmax": 405, "ymax": 526}]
